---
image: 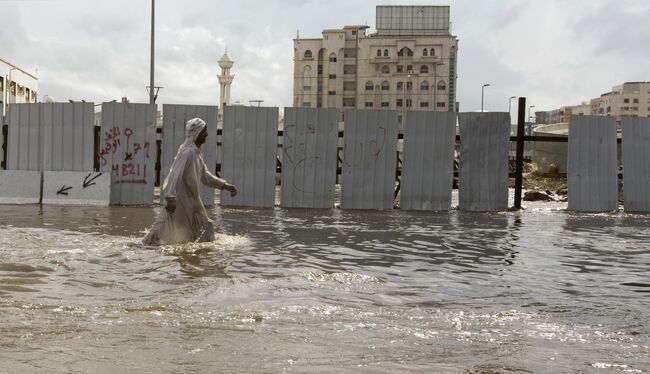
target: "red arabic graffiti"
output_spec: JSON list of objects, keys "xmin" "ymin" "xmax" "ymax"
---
[{"xmin": 100, "ymin": 126, "xmax": 151, "ymax": 184}]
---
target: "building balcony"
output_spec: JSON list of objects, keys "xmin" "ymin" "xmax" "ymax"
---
[{"xmin": 370, "ymin": 56, "xmax": 397, "ymax": 64}]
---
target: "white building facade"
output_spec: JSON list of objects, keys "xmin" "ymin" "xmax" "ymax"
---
[
  {"xmin": 293, "ymin": 6, "xmax": 459, "ymax": 121},
  {"xmin": 1, "ymin": 58, "xmax": 39, "ymax": 117}
]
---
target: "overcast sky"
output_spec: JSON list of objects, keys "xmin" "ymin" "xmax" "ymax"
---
[{"xmin": 2, "ymin": 0, "xmax": 649, "ymax": 114}]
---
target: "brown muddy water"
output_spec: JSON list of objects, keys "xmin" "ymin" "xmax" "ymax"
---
[{"xmin": 0, "ymin": 201, "xmax": 648, "ymax": 373}]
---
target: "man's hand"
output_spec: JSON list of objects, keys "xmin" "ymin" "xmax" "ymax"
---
[
  {"xmin": 165, "ymin": 197, "xmax": 176, "ymax": 214},
  {"xmin": 225, "ymin": 183, "xmax": 237, "ymax": 197}
]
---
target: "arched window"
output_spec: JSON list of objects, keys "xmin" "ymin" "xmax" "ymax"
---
[
  {"xmin": 420, "ymin": 81, "xmax": 429, "ymax": 91},
  {"xmin": 304, "ymin": 50, "xmax": 312, "ymax": 59},
  {"xmin": 397, "ymin": 82, "xmax": 403, "ymax": 90},
  {"xmin": 430, "ymin": 48, "xmax": 435, "ymax": 56},
  {"xmin": 420, "ymin": 65, "xmax": 429, "ymax": 74},
  {"xmin": 329, "ymin": 53, "xmax": 337, "ymax": 63},
  {"xmin": 383, "ymin": 49, "xmax": 389, "ymax": 57},
  {"xmin": 377, "ymin": 49, "xmax": 382, "ymax": 57},
  {"xmin": 423, "ymin": 48, "xmax": 428, "ymax": 57},
  {"xmin": 365, "ymin": 81, "xmax": 374, "ymax": 91},
  {"xmin": 381, "ymin": 81, "xmax": 389, "ymax": 91},
  {"xmin": 407, "ymin": 48, "xmax": 413, "ymax": 57},
  {"xmin": 437, "ymin": 80, "xmax": 447, "ymax": 91},
  {"xmin": 381, "ymin": 65, "xmax": 390, "ymax": 74}
]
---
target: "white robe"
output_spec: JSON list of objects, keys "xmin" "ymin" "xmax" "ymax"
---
[{"xmin": 143, "ymin": 142, "xmax": 227, "ymax": 245}]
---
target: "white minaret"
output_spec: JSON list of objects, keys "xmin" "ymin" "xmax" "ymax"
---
[{"xmin": 218, "ymin": 50, "xmax": 234, "ymax": 120}]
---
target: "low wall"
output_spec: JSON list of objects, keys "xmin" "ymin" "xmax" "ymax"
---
[{"xmin": 531, "ymin": 123, "xmax": 568, "ymax": 174}]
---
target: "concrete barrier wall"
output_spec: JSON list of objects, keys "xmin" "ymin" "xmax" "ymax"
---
[
  {"xmin": 0, "ymin": 170, "xmax": 41, "ymax": 204},
  {"xmin": 622, "ymin": 117, "xmax": 650, "ymax": 213},
  {"xmin": 221, "ymin": 106, "xmax": 278, "ymax": 208},
  {"xmin": 401, "ymin": 111, "xmax": 456, "ymax": 211},
  {"xmin": 341, "ymin": 109, "xmax": 399, "ymax": 210},
  {"xmin": 161, "ymin": 104, "xmax": 218, "ymax": 206},
  {"xmin": 458, "ymin": 112, "xmax": 510, "ymax": 212},
  {"xmin": 281, "ymin": 108, "xmax": 339, "ymax": 208},
  {"xmin": 567, "ymin": 115, "xmax": 618, "ymax": 212},
  {"xmin": 42, "ymin": 171, "xmax": 109, "ymax": 206},
  {"xmin": 100, "ymin": 102, "xmax": 156, "ymax": 205}
]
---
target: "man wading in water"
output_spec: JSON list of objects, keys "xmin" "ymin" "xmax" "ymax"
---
[{"xmin": 143, "ymin": 118, "xmax": 237, "ymax": 245}]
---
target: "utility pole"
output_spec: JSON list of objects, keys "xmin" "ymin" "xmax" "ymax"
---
[{"xmin": 149, "ymin": 0, "xmax": 155, "ymax": 105}]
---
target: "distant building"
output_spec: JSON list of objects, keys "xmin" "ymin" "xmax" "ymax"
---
[
  {"xmin": 589, "ymin": 82, "xmax": 650, "ymax": 118},
  {"xmin": 1, "ymin": 58, "xmax": 39, "ymax": 117},
  {"xmin": 293, "ymin": 5, "xmax": 459, "ymax": 122},
  {"xmin": 537, "ymin": 82, "xmax": 650, "ymax": 124}
]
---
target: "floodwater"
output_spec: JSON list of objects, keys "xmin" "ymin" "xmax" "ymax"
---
[{"xmin": 0, "ymin": 200, "xmax": 649, "ymax": 373}]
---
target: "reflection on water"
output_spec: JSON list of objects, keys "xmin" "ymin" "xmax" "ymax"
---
[{"xmin": 0, "ymin": 204, "xmax": 648, "ymax": 373}]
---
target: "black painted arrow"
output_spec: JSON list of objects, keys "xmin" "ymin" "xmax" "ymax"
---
[
  {"xmin": 57, "ymin": 185, "xmax": 72, "ymax": 195},
  {"xmin": 83, "ymin": 172, "xmax": 103, "ymax": 188}
]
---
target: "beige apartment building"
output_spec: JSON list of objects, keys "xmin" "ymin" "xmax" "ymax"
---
[
  {"xmin": 538, "ymin": 82, "xmax": 650, "ymax": 124},
  {"xmin": 293, "ymin": 6, "xmax": 458, "ymax": 121}
]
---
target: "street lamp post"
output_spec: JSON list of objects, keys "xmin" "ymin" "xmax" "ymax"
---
[
  {"xmin": 433, "ymin": 61, "xmax": 445, "ymax": 112},
  {"xmin": 4, "ymin": 67, "xmax": 17, "ymax": 122},
  {"xmin": 481, "ymin": 83, "xmax": 490, "ymax": 112},
  {"xmin": 509, "ymin": 96, "xmax": 517, "ymax": 123}
]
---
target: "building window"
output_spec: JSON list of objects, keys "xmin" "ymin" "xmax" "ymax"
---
[
  {"xmin": 397, "ymin": 65, "xmax": 403, "ymax": 73},
  {"xmin": 406, "ymin": 82, "xmax": 413, "ymax": 91},
  {"xmin": 303, "ymin": 86, "xmax": 311, "ymax": 91},
  {"xmin": 420, "ymin": 65, "xmax": 429, "ymax": 74},
  {"xmin": 396, "ymin": 99, "xmax": 403, "ymax": 107},
  {"xmin": 365, "ymin": 102, "xmax": 373, "ymax": 108},
  {"xmin": 328, "ymin": 74, "xmax": 336, "ymax": 79},
  {"xmin": 430, "ymin": 48, "xmax": 435, "ymax": 56},
  {"xmin": 304, "ymin": 50, "xmax": 312, "ymax": 59},
  {"xmin": 329, "ymin": 53, "xmax": 337, "ymax": 62},
  {"xmin": 351, "ymin": 30, "xmax": 357, "ymax": 35},
  {"xmin": 383, "ymin": 49, "xmax": 389, "ymax": 57},
  {"xmin": 328, "ymin": 90, "xmax": 336, "ymax": 95},
  {"xmin": 633, "ymin": 98, "xmax": 639, "ymax": 103},
  {"xmin": 423, "ymin": 48, "xmax": 428, "ymax": 57},
  {"xmin": 397, "ymin": 82, "xmax": 403, "ymax": 90},
  {"xmin": 407, "ymin": 65, "xmax": 413, "ymax": 73},
  {"xmin": 381, "ymin": 102, "xmax": 389, "ymax": 107},
  {"xmin": 437, "ymin": 82, "xmax": 446, "ymax": 91},
  {"xmin": 377, "ymin": 49, "xmax": 382, "ymax": 57},
  {"xmin": 406, "ymin": 99, "xmax": 412, "ymax": 107},
  {"xmin": 624, "ymin": 98, "xmax": 630, "ymax": 103},
  {"xmin": 420, "ymin": 102, "xmax": 429, "ymax": 108},
  {"xmin": 420, "ymin": 81, "xmax": 429, "ymax": 91},
  {"xmin": 343, "ymin": 98, "xmax": 355, "ymax": 107},
  {"xmin": 437, "ymin": 102, "xmax": 446, "ymax": 108},
  {"xmin": 365, "ymin": 81, "xmax": 374, "ymax": 91},
  {"xmin": 303, "ymin": 102, "xmax": 311, "ymax": 107},
  {"xmin": 381, "ymin": 65, "xmax": 390, "ymax": 74},
  {"xmin": 381, "ymin": 81, "xmax": 389, "ymax": 90}
]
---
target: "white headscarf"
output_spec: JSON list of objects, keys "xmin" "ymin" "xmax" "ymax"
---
[{"xmin": 184, "ymin": 118, "xmax": 206, "ymax": 144}]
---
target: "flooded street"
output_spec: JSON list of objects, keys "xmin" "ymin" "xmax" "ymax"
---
[{"xmin": 0, "ymin": 203, "xmax": 648, "ymax": 373}]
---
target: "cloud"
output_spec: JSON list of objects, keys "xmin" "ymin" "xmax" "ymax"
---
[{"xmin": 2, "ymin": 0, "xmax": 648, "ymax": 112}]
